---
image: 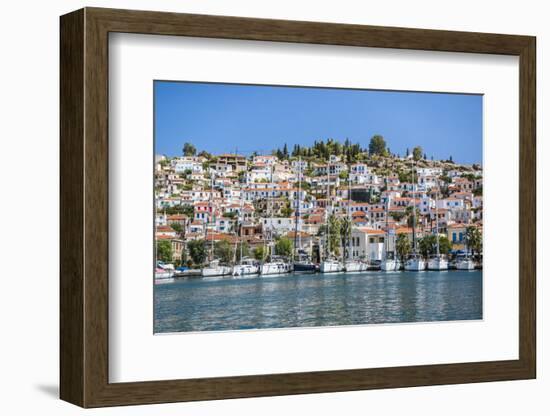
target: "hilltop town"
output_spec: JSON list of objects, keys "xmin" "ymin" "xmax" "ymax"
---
[{"xmin": 154, "ymin": 137, "xmax": 483, "ymax": 270}]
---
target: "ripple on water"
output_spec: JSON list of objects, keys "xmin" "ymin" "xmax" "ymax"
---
[{"xmin": 154, "ymin": 270, "xmax": 482, "ymax": 333}]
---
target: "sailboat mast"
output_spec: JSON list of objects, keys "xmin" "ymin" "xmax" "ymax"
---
[
  {"xmin": 385, "ymin": 160, "xmax": 389, "ymax": 255},
  {"xmin": 411, "ymin": 157, "xmax": 417, "ymax": 253},
  {"xmin": 239, "ymin": 188, "xmax": 244, "ymax": 264},
  {"xmin": 348, "ymin": 172, "xmax": 352, "ymax": 261},
  {"xmin": 269, "ymin": 164, "xmax": 274, "ymax": 258},
  {"xmin": 326, "ymin": 160, "xmax": 331, "ymax": 257},
  {"xmin": 435, "ymin": 188, "xmax": 440, "ymax": 256},
  {"xmin": 293, "ymin": 157, "xmax": 301, "ymax": 261},
  {"xmin": 210, "ymin": 173, "xmax": 214, "ymax": 261}
]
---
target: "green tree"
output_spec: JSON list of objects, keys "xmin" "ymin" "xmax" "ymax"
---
[
  {"xmin": 282, "ymin": 143, "xmax": 289, "ymax": 159},
  {"xmin": 418, "ymin": 235, "xmax": 452, "ymax": 257},
  {"xmin": 339, "ymin": 216, "xmax": 352, "ymax": 258},
  {"xmin": 187, "ymin": 239, "xmax": 206, "ymax": 266},
  {"xmin": 439, "ymin": 174, "xmax": 452, "ymax": 184},
  {"xmin": 405, "ymin": 206, "xmax": 422, "ymax": 229},
  {"xmin": 182, "ymin": 142, "xmax": 196, "ymax": 156},
  {"xmin": 465, "ymin": 226, "xmax": 482, "ymax": 256},
  {"xmin": 412, "ymin": 146, "xmax": 423, "ymax": 161},
  {"xmin": 390, "ymin": 211, "xmax": 406, "ymax": 222},
  {"xmin": 214, "ymin": 240, "xmax": 233, "ymax": 264},
  {"xmin": 274, "ymin": 237, "xmax": 293, "ymax": 257},
  {"xmin": 327, "ymin": 214, "xmax": 342, "ymax": 256},
  {"xmin": 156, "ymin": 240, "xmax": 172, "ymax": 263},
  {"xmin": 236, "ymin": 242, "xmax": 251, "ymax": 262},
  {"xmin": 398, "ymin": 170, "xmax": 413, "ymax": 183},
  {"xmin": 253, "ymin": 246, "xmax": 267, "ymax": 261},
  {"xmin": 368, "ymin": 135, "xmax": 387, "ymax": 156},
  {"xmin": 339, "ymin": 170, "xmax": 349, "ymax": 180},
  {"xmin": 170, "ymin": 222, "xmax": 183, "ymax": 234},
  {"xmin": 396, "ymin": 233, "xmax": 411, "ymax": 260}
]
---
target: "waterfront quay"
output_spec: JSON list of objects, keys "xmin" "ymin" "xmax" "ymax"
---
[{"xmin": 155, "ymin": 138, "xmax": 483, "ymax": 280}]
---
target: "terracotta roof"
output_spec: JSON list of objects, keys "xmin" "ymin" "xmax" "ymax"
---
[
  {"xmin": 285, "ymin": 231, "xmax": 311, "ymax": 238},
  {"xmin": 167, "ymin": 214, "xmax": 188, "ymax": 220},
  {"xmin": 156, "ymin": 226, "xmax": 175, "ymax": 232},
  {"xmin": 356, "ymin": 227, "xmax": 385, "ymax": 235}
]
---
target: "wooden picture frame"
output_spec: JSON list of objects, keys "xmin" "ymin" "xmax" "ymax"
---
[{"xmin": 60, "ymin": 7, "xmax": 536, "ymax": 408}]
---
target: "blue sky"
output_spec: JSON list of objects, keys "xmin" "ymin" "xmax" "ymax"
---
[{"xmin": 154, "ymin": 81, "xmax": 482, "ymax": 164}]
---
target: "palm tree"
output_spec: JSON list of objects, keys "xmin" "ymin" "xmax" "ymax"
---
[
  {"xmin": 465, "ymin": 226, "xmax": 482, "ymax": 258},
  {"xmin": 396, "ymin": 233, "xmax": 411, "ymax": 262}
]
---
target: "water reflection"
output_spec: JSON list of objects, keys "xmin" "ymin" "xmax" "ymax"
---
[{"xmin": 154, "ymin": 271, "xmax": 482, "ymax": 333}]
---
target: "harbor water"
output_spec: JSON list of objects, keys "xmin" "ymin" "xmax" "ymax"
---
[{"xmin": 154, "ymin": 270, "xmax": 482, "ymax": 333}]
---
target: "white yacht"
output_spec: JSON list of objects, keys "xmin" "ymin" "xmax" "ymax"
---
[
  {"xmin": 342, "ymin": 175, "xmax": 367, "ymax": 273},
  {"xmin": 155, "ymin": 268, "xmax": 174, "ymax": 282},
  {"xmin": 456, "ymin": 253, "xmax": 475, "ymax": 270},
  {"xmin": 380, "ymin": 256, "xmax": 398, "ymax": 271},
  {"xmin": 427, "ymin": 190, "xmax": 448, "ymax": 271},
  {"xmin": 404, "ymin": 157, "xmax": 425, "ymax": 272},
  {"xmin": 202, "ymin": 259, "xmax": 232, "ymax": 277},
  {"xmin": 404, "ymin": 253, "xmax": 426, "ymax": 271},
  {"xmin": 232, "ymin": 257, "xmax": 260, "ymax": 276},
  {"xmin": 344, "ymin": 260, "xmax": 367, "ymax": 272},
  {"xmin": 381, "ymin": 163, "xmax": 398, "ymax": 272},
  {"xmin": 320, "ymin": 258, "xmax": 344, "ymax": 273},
  {"xmin": 427, "ymin": 254, "xmax": 448, "ymax": 270},
  {"xmin": 260, "ymin": 256, "xmax": 292, "ymax": 275}
]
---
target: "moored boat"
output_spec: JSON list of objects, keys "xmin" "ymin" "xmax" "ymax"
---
[
  {"xmin": 232, "ymin": 257, "xmax": 260, "ymax": 276},
  {"xmin": 155, "ymin": 267, "xmax": 174, "ymax": 283},
  {"xmin": 404, "ymin": 253, "xmax": 426, "ymax": 271},
  {"xmin": 380, "ymin": 257, "xmax": 398, "ymax": 271},
  {"xmin": 202, "ymin": 259, "xmax": 232, "ymax": 277},
  {"xmin": 456, "ymin": 253, "xmax": 475, "ymax": 270},
  {"xmin": 344, "ymin": 259, "xmax": 367, "ymax": 272},
  {"xmin": 260, "ymin": 256, "xmax": 292, "ymax": 275},
  {"xmin": 320, "ymin": 257, "xmax": 344, "ymax": 273},
  {"xmin": 427, "ymin": 254, "xmax": 448, "ymax": 270}
]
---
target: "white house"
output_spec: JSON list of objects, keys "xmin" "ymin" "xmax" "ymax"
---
[
  {"xmin": 171, "ymin": 156, "xmax": 204, "ymax": 174},
  {"xmin": 253, "ymin": 155, "xmax": 277, "ymax": 165},
  {"xmin": 261, "ymin": 217, "xmax": 302, "ymax": 236},
  {"xmin": 350, "ymin": 228, "xmax": 386, "ymax": 260}
]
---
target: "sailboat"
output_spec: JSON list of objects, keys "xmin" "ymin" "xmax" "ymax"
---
[
  {"xmin": 381, "ymin": 162, "xmax": 398, "ymax": 271},
  {"xmin": 344, "ymin": 173, "xmax": 366, "ymax": 272},
  {"xmin": 320, "ymin": 161, "xmax": 344, "ymax": 273},
  {"xmin": 292, "ymin": 157, "xmax": 316, "ymax": 273},
  {"xmin": 404, "ymin": 157, "xmax": 426, "ymax": 271},
  {"xmin": 232, "ymin": 183, "xmax": 260, "ymax": 276},
  {"xmin": 456, "ymin": 252, "xmax": 476, "ymax": 270},
  {"xmin": 260, "ymin": 164, "xmax": 292, "ymax": 276},
  {"xmin": 427, "ymin": 189, "xmax": 448, "ymax": 270},
  {"xmin": 202, "ymin": 173, "xmax": 231, "ymax": 277}
]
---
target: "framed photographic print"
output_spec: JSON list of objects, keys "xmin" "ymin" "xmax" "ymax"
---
[{"xmin": 60, "ymin": 7, "xmax": 536, "ymax": 408}]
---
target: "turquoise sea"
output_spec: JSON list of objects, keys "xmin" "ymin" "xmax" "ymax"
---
[{"xmin": 154, "ymin": 270, "xmax": 482, "ymax": 333}]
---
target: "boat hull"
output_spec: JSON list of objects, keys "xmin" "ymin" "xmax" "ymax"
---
[
  {"xmin": 320, "ymin": 261, "xmax": 343, "ymax": 273},
  {"xmin": 456, "ymin": 260, "xmax": 476, "ymax": 270},
  {"xmin": 427, "ymin": 258, "xmax": 448, "ymax": 270},
  {"xmin": 380, "ymin": 259, "xmax": 397, "ymax": 271},
  {"xmin": 201, "ymin": 266, "xmax": 232, "ymax": 277},
  {"xmin": 344, "ymin": 261, "xmax": 367, "ymax": 272},
  {"xmin": 404, "ymin": 259, "xmax": 426, "ymax": 271},
  {"xmin": 232, "ymin": 265, "xmax": 260, "ymax": 276},
  {"xmin": 293, "ymin": 263, "xmax": 316, "ymax": 273},
  {"xmin": 261, "ymin": 263, "xmax": 292, "ymax": 275}
]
